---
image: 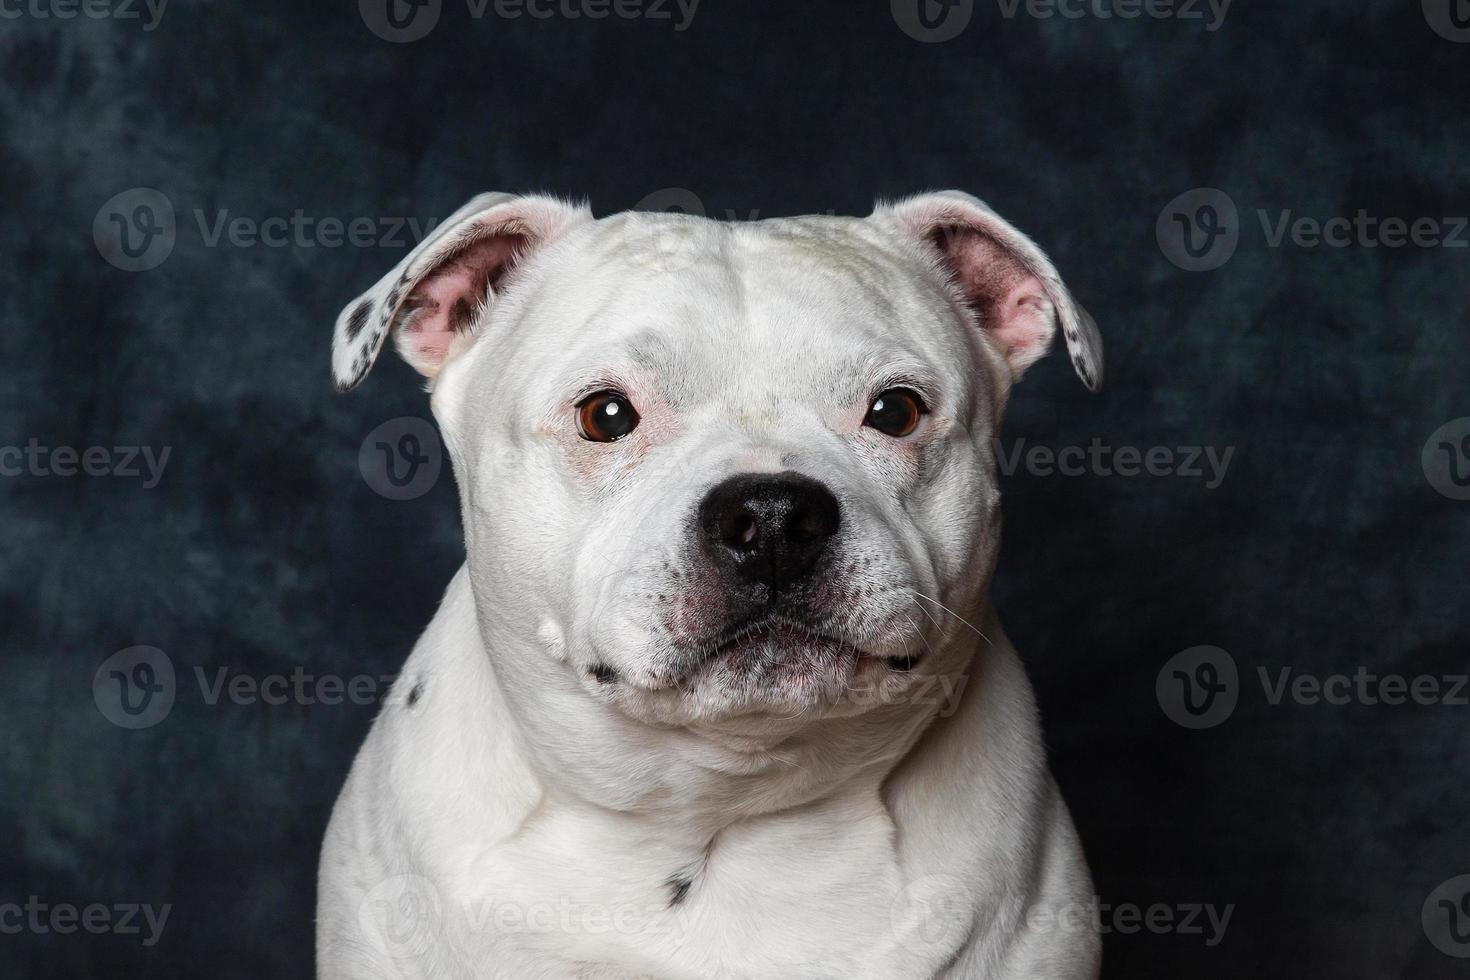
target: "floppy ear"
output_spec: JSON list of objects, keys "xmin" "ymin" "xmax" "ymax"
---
[
  {"xmin": 872, "ymin": 190, "xmax": 1103, "ymax": 392},
  {"xmin": 331, "ymin": 192, "xmax": 591, "ymax": 392}
]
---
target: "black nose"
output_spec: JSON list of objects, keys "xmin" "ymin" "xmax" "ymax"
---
[{"xmin": 698, "ymin": 472, "xmax": 841, "ymax": 593}]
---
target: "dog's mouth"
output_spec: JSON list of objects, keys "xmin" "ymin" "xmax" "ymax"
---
[
  {"xmin": 638, "ymin": 613, "xmax": 928, "ymax": 709},
  {"xmin": 674, "ymin": 614, "xmax": 883, "ymax": 682},
  {"xmin": 708, "ymin": 616, "xmax": 859, "ymax": 659}
]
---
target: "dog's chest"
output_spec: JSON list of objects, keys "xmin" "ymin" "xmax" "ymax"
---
[{"xmin": 443, "ymin": 792, "xmax": 914, "ymax": 978}]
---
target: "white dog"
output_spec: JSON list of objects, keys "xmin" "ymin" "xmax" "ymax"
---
[{"xmin": 317, "ymin": 190, "xmax": 1104, "ymax": 979}]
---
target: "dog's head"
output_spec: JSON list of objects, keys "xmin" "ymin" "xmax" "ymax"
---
[{"xmin": 334, "ymin": 191, "xmax": 1101, "ymax": 728}]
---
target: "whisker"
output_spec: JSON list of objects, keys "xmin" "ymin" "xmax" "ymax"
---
[
  {"xmin": 909, "ymin": 597, "xmax": 945, "ymax": 635},
  {"xmin": 900, "ymin": 610, "xmax": 937, "ymax": 657},
  {"xmin": 910, "ymin": 590, "xmax": 993, "ymax": 647}
]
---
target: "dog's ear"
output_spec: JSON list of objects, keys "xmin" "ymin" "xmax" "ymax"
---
[
  {"xmin": 331, "ymin": 192, "xmax": 591, "ymax": 391},
  {"xmin": 872, "ymin": 190, "xmax": 1103, "ymax": 392}
]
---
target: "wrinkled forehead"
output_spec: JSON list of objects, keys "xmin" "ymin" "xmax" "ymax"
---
[{"xmin": 514, "ymin": 213, "xmax": 970, "ymax": 404}]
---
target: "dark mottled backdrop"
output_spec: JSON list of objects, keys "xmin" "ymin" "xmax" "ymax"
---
[{"xmin": 2, "ymin": 0, "xmax": 1467, "ymax": 976}]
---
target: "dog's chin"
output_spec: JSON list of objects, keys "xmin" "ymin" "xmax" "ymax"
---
[{"xmin": 688, "ymin": 621, "xmax": 863, "ymax": 698}]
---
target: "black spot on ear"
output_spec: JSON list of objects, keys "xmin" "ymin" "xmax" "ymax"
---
[
  {"xmin": 407, "ymin": 682, "xmax": 423, "ymax": 706},
  {"xmin": 589, "ymin": 664, "xmax": 618, "ymax": 685},
  {"xmin": 391, "ymin": 296, "xmax": 428, "ymax": 333},
  {"xmin": 448, "ymin": 297, "xmax": 476, "ymax": 333},
  {"xmin": 666, "ymin": 874, "xmax": 693, "ymax": 907},
  {"xmin": 346, "ymin": 299, "xmax": 374, "ymax": 340},
  {"xmin": 341, "ymin": 349, "xmax": 371, "ymax": 390},
  {"xmin": 884, "ymin": 654, "xmax": 921, "ymax": 672}
]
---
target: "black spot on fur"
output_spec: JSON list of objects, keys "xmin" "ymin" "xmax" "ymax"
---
[
  {"xmin": 590, "ymin": 664, "xmax": 618, "ymax": 684},
  {"xmin": 407, "ymin": 682, "xmax": 423, "ymax": 706},
  {"xmin": 666, "ymin": 874, "xmax": 693, "ymax": 907},
  {"xmin": 346, "ymin": 299, "xmax": 374, "ymax": 340},
  {"xmin": 884, "ymin": 654, "xmax": 921, "ymax": 672},
  {"xmin": 448, "ymin": 297, "xmax": 476, "ymax": 333},
  {"xmin": 341, "ymin": 350, "xmax": 370, "ymax": 389}
]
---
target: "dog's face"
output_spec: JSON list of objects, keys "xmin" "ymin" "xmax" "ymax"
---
[{"xmin": 333, "ymin": 191, "xmax": 1101, "ymax": 728}]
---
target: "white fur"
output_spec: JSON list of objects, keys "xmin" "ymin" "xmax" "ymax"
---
[{"xmin": 318, "ymin": 192, "xmax": 1102, "ymax": 979}]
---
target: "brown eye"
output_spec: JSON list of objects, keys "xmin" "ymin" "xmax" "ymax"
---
[
  {"xmin": 576, "ymin": 391, "xmax": 640, "ymax": 442},
  {"xmin": 864, "ymin": 388, "xmax": 926, "ymax": 438}
]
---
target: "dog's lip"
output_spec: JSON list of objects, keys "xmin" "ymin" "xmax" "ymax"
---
[{"xmin": 692, "ymin": 615, "xmax": 869, "ymax": 665}]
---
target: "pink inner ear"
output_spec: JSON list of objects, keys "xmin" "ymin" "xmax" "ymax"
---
[
  {"xmin": 400, "ymin": 233, "xmax": 526, "ymax": 373},
  {"xmin": 934, "ymin": 227, "xmax": 1055, "ymax": 370}
]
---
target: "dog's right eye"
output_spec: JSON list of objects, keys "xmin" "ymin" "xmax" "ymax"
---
[
  {"xmin": 864, "ymin": 387, "xmax": 926, "ymax": 438},
  {"xmin": 576, "ymin": 391, "xmax": 641, "ymax": 442}
]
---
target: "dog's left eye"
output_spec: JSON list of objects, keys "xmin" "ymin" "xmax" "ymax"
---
[
  {"xmin": 864, "ymin": 388, "xmax": 927, "ymax": 438},
  {"xmin": 576, "ymin": 391, "xmax": 641, "ymax": 442}
]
